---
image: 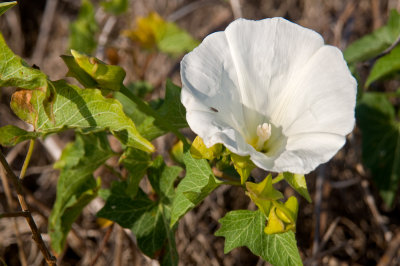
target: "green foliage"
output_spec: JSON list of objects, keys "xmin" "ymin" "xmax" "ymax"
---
[
  {"xmin": 0, "ymin": 33, "xmax": 55, "ymax": 120},
  {"xmin": 49, "ymin": 133, "xmax": 114, "ymax": 254},
  {"xmin": 170, "ymin": 150, "xmax": 222, "ymax": 226},
  {"xmin": 101, "ymin": 0, "xmax": 128, "ymax": 15},
  {"xmin": 124, "ymin": 12, "xmax": 199, "ymax": 57},
  {"xmin": 158, "ymin": 21, "xmax": 200, "ymax": 57},
  {"xmin": 215, "ymin": 210, "xmax": 302, "ymax": 266},
  {"xmin": 115, "ymin": 80, "xmax": 187, "ymax": 140},
  {"xmin": 63, "ymin": 50, "xmax": 126, "ymax": 91},
  {"xmin": 120, "ymin": 147, "xmax": 152, "ymax": 197},
  {"xmin": 97, "ymin": 157, "xmax": 182, "ymax": 265},
  {"xmin": 366, "ymin": 45, "xmax": 400, "ymax": 87},
  {"xmin": 0, "ymin": 1, "xmax": 17, "ymax": 17},
  {"xmin": 282, "ymin": 173, "xmax": 312, "ymax": 203},
  {"xmin": 0, "ymin": 125, "xmax": 40, "ymax": 146},
  {"xmin": 344, "ymin": 9, "xmax": 400, "ymax": 64},
  {"xmin": 10, "ymin": 80, "xmax": 154, "ymax": 152},
  {"xmin": 356, "ymin": 93, "xmax": 400, "ymax": 206},
  {"xmin": 69, "ymin": 0, "xmax": 98, "ymax": 54},
  {"xmin": 125, "ymin": 81, "xmax": 154, "ymax": 99}
]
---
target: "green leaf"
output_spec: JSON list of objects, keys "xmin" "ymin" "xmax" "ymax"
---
[
  {"xmin": 190, "ymin": 136, "xmax": 222, "ymax": 160},
  {"xmin": 63, "ymin": 50, "xmax": 126, "ymax": 91},
  {"xmin": 69, "ymin": 0, "xmax": 98, "ymax": 54},
  {"xmin": 0, "ymin": 125, "xmax": 40, "ymax": 146},
  {"xmin": 101, "ymin": 0, "xmax": 128, "ymax": 15},
  {"xmin": 344, "ymin": 9, "xmax": 400, "ymax": 64},
  {"xmin": 282, "ymin": 173, "xmax": 312, "ymax": 203},
  {"xmin": 366, "ymin": 45, "xmax": 400, "ymax": 87},
  {"xmin": 356, "ymin": 93, "xmax": 400, "ymax": 206},
  {"xmin": 126, "ymin": 81, "xmax": 154, "ymax": 99},
  {"xmin": 231, "ymin": 153, "xmax": 255, "ymax": 184},
  {"xmin": 120, "ymin": 147, "xmax": 152, "ymax": 198},
  {"xmin": 246, "ymin": 175, "xmax": 283, "ymax": 218},
  {"xmin": 170, "ymin": 150, "xmax": 222, "ymax": 226},
  {"xmin": 0, "ymin": 34, "xmax": 47, "ymax": 90},
  {"xmin": 97, "ymin": 158, "xmax": 182, "ymax": 265},
  {"xmin": 49, "ymin": 133, "xmax": 114, "ymax": 254},
  {"xmin": 115, "ymin": 80, "xmax": 187, "ymax": 140},
  {"xmin": 10, "ymin": 80, "xmax": 154, "ymax": 152},
  {"xmin": 215, "ymin": 210, "xmax": 302, "ymax": 266},
  {"xmin": 158, "ymin": 21, "xmax": 199, "ymax": 57},
  {"xmin": 0, "ymin": 1, "xmax": 17, "ymax": 17},
  {"xmin": 124, "ymin": 12, "xmax": 198, "ymax": 56}
]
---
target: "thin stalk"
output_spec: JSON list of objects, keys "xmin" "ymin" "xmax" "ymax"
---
[
  {"xmin": 20, "ymin": 139, "xmax": 35, "ymax": 180},
  {"xmin": 0, "ymin": 151, "xmax": 56, "ymax": 266},
  {"xmin": 0, "ymin": 211, "xmax": 29, "ymax": 218},
  {"xmin": 272, "ymin": 174, "xmax": 284, "ymax": 184}
]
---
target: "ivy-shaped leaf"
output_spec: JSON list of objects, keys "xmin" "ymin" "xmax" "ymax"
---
[
  {"xmin": 215, "ymin": 210, "xmax": 302, "ymax": 266},
  {"xmin": 0, "ymin": 125, "xmax": 40, "ymax": 146},
  {"xmin": 282, "ymin": 173, "xmax": 312, "ymax": 203},
  {"xmin": 63, "ymin": 50, "xmax": 126, "ymax": 91},
  {"xmin": 0, "ymin": 1, "xmax": 17, "ymax": 17},
  {"xmin": 115, "ymin": 80, "xmax": 187, "ymax": 140},
  {"xmin": 69, "ymin": 0, "xmax": 98, "ymax": 54},
  {"xmin": 120, "ymin": 147, "xmax": 152, "ymax": 198},
  {"xmin": 97, "ymin": 158, "xmax": 182, "ymax": 265},
  {"xmin": 366, "ymin": 45, "xmax": 400, "ymax": 87},
  {"xmin": 0, "ymin": 33, "xmax": 56, "ymax": 120},
  {"xmin": 49, "ymin": 133, "xmax": 114, "ymax": 254},
  {"xmin": 10, "ymin": 80, "xmax": 154, "ymax": 152},
  {"xmin": 344, "ymin": 9, "xmax": 400, "ymax": 64},
  {"xmin": 170, "ymin": 150, "xmax": 222, "ymax": 226},
  {"xmin": 356, "ymin": 92, "xmax": 400, "ymax": 206}
]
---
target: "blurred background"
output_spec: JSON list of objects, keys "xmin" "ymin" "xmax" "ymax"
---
[{"xmin": 1, "ymin": 0, "xmax": 400, "ymax": 265}]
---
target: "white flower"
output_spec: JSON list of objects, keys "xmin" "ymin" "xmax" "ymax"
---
[{"xmin": 180, "ymin": 18, "xmax": 356, "ymax": 174}]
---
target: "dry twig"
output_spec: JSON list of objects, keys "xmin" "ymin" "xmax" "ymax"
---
[
  {"xmin": 31, "ymin": 0, "xmax": 59, "ymax": 65},
  {"xmin": 0, "ymin": 151, "xmax": 56, "ymax": 265}
]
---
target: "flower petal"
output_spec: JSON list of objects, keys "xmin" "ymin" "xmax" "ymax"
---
[
  {"xmin": 250, "ymin": 132, "xmax": 345, "ymax": 173},
  {"xmin": 224, "ymin": 18, "xmax": 325, "ymax": 132},
  {"xmin": 274, "ymin": 46, "xmax": 356, "ymax": 137},
  {"xmin": 181, "ymin": 31, "xmax": 249, "ymax": 140},
  {"xmin": 181, "ymin": 17, "xmax": 356, "ymax": 174}
]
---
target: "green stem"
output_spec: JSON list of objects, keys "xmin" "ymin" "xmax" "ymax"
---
[
  {"xmin": 272, "ymin": 174, "xmax": 284, "ymax": 184},
  {"xmin": 20, "ymin": 139, "xmax": 35, "ymax": 180},
  {"xmin": 119, "ymin": 85, "xmax": 189, "ymax": 146}
]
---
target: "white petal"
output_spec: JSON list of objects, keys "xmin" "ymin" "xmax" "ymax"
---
[
  {"xmin": 181, "ymin": 31, "xmax": 250, "ymax": 141},
  {"xmin": 224, "ymin": 18, "xmax": 324, "ymax": 132},
  {"xmin": 185, "ymin": 110, "xmax": 251, "ymax": 156},
  {"xmin": 250, "ymin": 132, "xmax": 345, "ymax": 174},
  {"xmin": 272, "ymin": 46, "xmax": 356, "ymax": 138},
  {"xmin": 181, "ymin": 17, "xmax": 356, "ymax": 174}
]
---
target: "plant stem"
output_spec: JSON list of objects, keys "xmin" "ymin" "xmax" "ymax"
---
[
  {"xmin": 0, "ymin": 151, "xmax": 57, "ymax": 266},
  {"xmin": 20, "ymin": 139, "xmax": 35, "ymax": 180},
  {"xmin": 272, "ymin": 174, "xmax": 284, "ymax": 184},
  {"xmin": 0, "ymin": 211, "xmax": 29, "ymax": 218}
]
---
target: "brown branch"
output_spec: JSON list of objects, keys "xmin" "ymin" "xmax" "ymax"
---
[
  {"xmin": 0, "ymin": 151, "xmax": 57, "ymax": 266},
  {"xmin": 0, "ymin": 153, "xmax": 28, "ymax": 266},
  {"xmin": 90, "ymin": 224, "xmax": 114, "ymax": 266},
  {"xmin": 377, "ymin": 231, "xmax": 400, "ymax": 266},
  {"xmin": 0, "ymin": 211, "xmax": 30, "ymax": 218}
]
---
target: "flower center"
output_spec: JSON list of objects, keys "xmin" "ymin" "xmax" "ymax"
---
[{"xmin": 254, "ymin": 123, "xmax": 272, "ymax": 151}]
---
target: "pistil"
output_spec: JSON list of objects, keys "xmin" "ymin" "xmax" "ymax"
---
[{"xmin": 255, "ymin": 123, "xmax": 272, "ymax": 151}]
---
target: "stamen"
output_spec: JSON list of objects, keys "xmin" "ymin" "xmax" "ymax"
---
[{"xmin": 255, "ymin": 123, "xmax": 272, "ymax": 150}]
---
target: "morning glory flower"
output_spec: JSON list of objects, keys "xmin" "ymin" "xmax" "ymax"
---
[{"xmin": 180, "ymin": 18, "xmax": 356, "ymax": 174}]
